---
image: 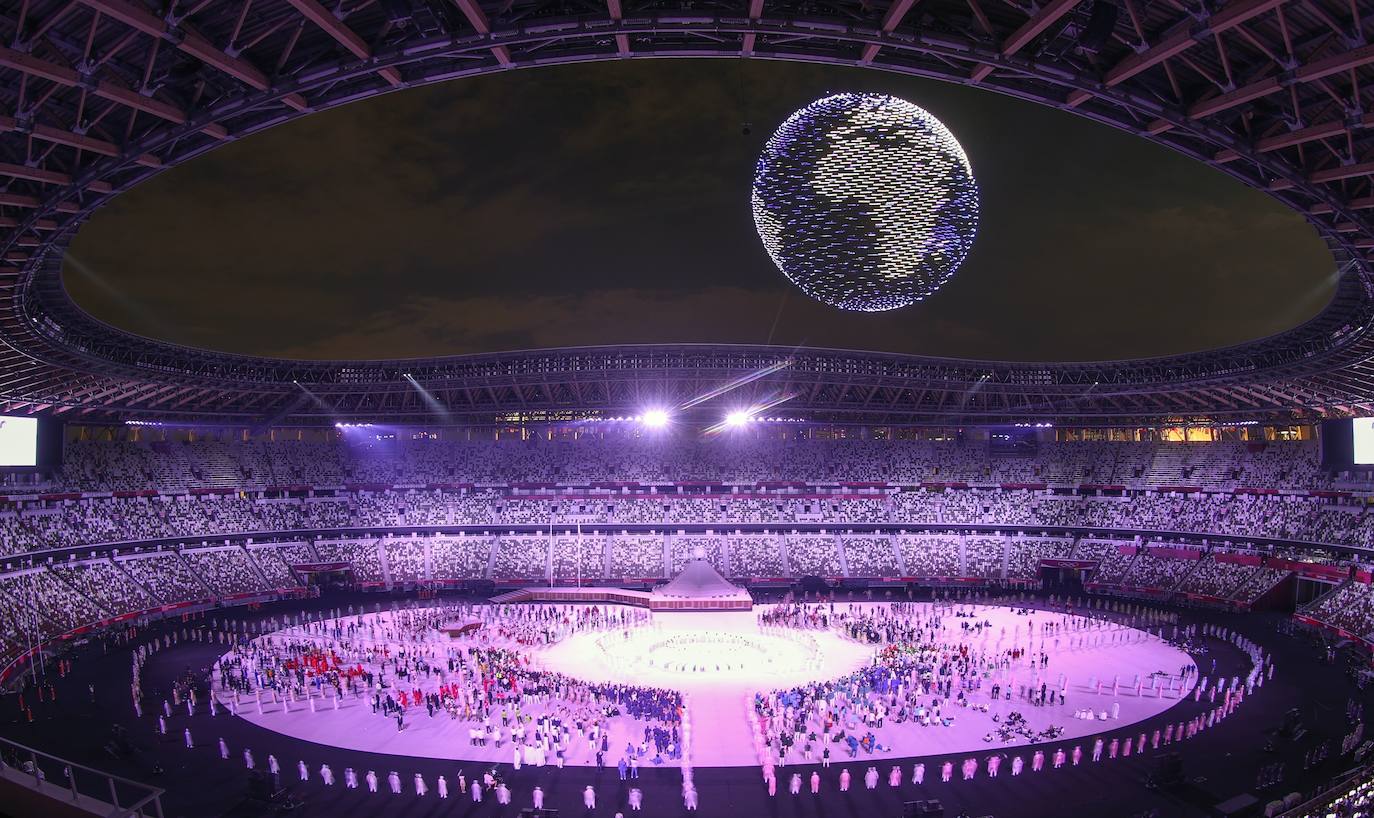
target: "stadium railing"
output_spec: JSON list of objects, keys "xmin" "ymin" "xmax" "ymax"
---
[{"xmin": 0, "ymin": 734, "xmax": 165, "ymax": 817}]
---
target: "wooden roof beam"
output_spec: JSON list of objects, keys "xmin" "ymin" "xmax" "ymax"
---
[
  {"xmin": 77, "ymin": 0, "xmax": 308, "ymax": 112},
  {"xmin": 1104, "ymin": 0, "xmax": 1289, "ymax": 87},
  {"xmin": 450, "ymin": 0, "xmax": 513, "ymax": 67},
  {"xmin": 607, "ymin": 0, "xmax": 631, "ymax": 56},
  {"xmin": 971, "ymin": 0, "xmax": 1083, "ymax": 82},
  {"xmin": 860, "ymin": 0, "xmax": 920, "ymax": 64},
  {"xmin": 283, "ymin": 0, "xmax": 404, "ymax": 87}
]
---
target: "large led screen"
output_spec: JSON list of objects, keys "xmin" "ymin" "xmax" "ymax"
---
[{"xmin": 0, "ymin": 416, "xmax": 38, "ymax": 467}]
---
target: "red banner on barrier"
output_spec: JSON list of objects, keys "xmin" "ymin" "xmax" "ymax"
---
[
  {"xmin": 1267, "ymin": 559, "xmax": 1347, "ymax": 581},
  {"xmin": 1215, "ymin": 552, "xmax": 1262, "ymax": 567},
  {"xmin": 1148, "ymin": 546, "xmax": 1203, "ymax": 560}
]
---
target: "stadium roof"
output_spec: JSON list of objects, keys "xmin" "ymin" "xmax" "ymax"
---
[{"xmin": 3, "ymin": 0, "xmax": 1374, "ymax": 426}]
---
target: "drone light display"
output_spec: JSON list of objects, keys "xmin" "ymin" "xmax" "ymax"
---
[{"xmin": 751, "ymin": 93, "xmax": 980, "ymax": 312}]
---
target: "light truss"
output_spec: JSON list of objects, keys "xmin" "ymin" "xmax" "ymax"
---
[{"xmin": 1, "ymin": 0, "xmax": 1373, "ymax": 426}]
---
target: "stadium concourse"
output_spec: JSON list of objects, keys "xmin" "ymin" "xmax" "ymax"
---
[{"xmin": 0, "ymin": 435, "xmax": 1368, "ymax": 818}]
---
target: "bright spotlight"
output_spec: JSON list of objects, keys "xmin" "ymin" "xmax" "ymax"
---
[
  {"xmin": 725, "ymin": 410, "xmax": 751, "ymax": 428},
  {"xmin": 641, "ymin": 409, "xmax": 670, "ymax": 429}
]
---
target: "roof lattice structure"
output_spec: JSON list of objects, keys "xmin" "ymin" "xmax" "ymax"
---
[{"xmin": 2, "ymin": 0, "xmax": 1374, "ymax": 425}]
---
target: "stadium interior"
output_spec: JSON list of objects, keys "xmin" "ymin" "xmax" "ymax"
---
[
  {"xmin": 0, "ymin": 428, "xmax": 1369, "ymax": 818},
  {"xmin": 5, "ymin": 0, "xmax": 1374, "ymax": 816}
]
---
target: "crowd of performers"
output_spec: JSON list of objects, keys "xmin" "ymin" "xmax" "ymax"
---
[
  {"xmin": 207, "ymin": 602, "xmax": 687, "ymax": 772},
  {"xmin": 125, "ymin": 603, "xmax": 705, "ymax": 809},
  {"xmin": 751, "ymin": 597, "xmax": 1275, "ymax": 797},
  {"xmin": 118, "ymin": 594, "xmax": 1274, "ymax": 811}
]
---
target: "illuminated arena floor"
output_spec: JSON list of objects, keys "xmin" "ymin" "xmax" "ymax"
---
[
  {"xmin": 5, "ymin": 592, "xmax": 1356, "ymax": 818},
  {"xmin": 220, "ymin": 604, "xmax": 1198, "ymax": 768}
]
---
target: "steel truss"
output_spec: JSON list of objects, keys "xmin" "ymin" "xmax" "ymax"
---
[{"xmin": 3, "ymin": 0, "xmax": 1374, "ymax": 425}]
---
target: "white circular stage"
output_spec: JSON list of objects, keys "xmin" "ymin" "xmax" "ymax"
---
[
  {"xmin": 548, "ymin": 614, "xmax": 864, "ymax": 683},
  {"xmin": 214, "ymin": 603, "xmax": 1199, "ymax": 768}
]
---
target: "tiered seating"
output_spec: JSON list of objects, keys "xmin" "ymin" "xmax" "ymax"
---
[
  {"xmin": 727, "ymin": 537, "xmax": 783, "ymax": 577},
  {"xmin": 429, "ymin": 537, "xmax": 492, "ymax": 579},
  {"xmin": 551, "ymin": 537, "xmax": 605, "ymax": 580},
  {"xmin": 55, "ymin": 437, "xmax": 1335, "ymax": 493},
  {"xmin": 1230, "ymin": 565, "xmax": 1291, "ymax": 603},
  {"xmin": 1280, "ymin": 766, "xmax": 1373, "ymax": 818},
  {"xmin": 1306, "ymin": 582, "xmax": 1374, "ymax": 639},
  {"xmin": 1118, "ymin": 550, "xmax": 1197, "ymax": 591},
  {"xmin": 1177, "ymin": 556, "xmax": 1246, "ymax": 599},
  {"xmin": 962, "ymin": 537, "xmax": 1005, "ymax": 578},
  {"xmin": 895, "ymin": 536, "xmax": 959, "ymax": 577},
  {"xmin": 245, "ymin": 546, "xmax": 298, "ymax": 588},
  {"xmin": 493, "ymin": 537, "xmax": 548, "ymax": 580},
  {"xmin": 312, "ymin": 539, "xmax": 384, "ymax": 582},
  {"xmin": 181, "ymin": 547, "xmax": 266, "ymax": 596},
  {"xmin": 383, "ymin": 539, "xmax": 428, "ymax": 582},
  {"xmin": 1081, "ymin": 541, "xmax": 1135, "ymax": 583},
  {"xmin": 1006, "ymin": 538, "xmax": 1073, "ymax": 579},
  {"xmin": 783, "ymin": 535, "xmax": 840, "ymax": 576},
  {"xmin": 607, "ymin": 537, "xmax": 663, "ymax": 579},
  {"xmin": 274, "ymin": 542, "xmax": 318, "ymax": 565},
  {"xmin": 0, "ymin": 569, "xmax": 105, "ymax": 642},
  {"xmin": 670, "ymin": 538, "xmax": 725, "ymax": 574},
  {"xmin": 839, "ymin": 536, "xmax": 898, "ymax": 577},
  {"xmin": 119, "ymin": 553, "xmax": 209, "ymax": 604},
  {"xmin": 53, "ymin": 559, "xmax": 156, "ymax": 615}
]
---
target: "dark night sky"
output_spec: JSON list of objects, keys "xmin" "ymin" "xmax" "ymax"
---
[{"xmin": 63, "ymin": 60, "xmax": 1335, "ymax": 363}]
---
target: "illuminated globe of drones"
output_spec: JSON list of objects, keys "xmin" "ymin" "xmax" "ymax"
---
[{"xmin": 751, "ymin": 93, "xmax": 979, "ymax": 311}]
